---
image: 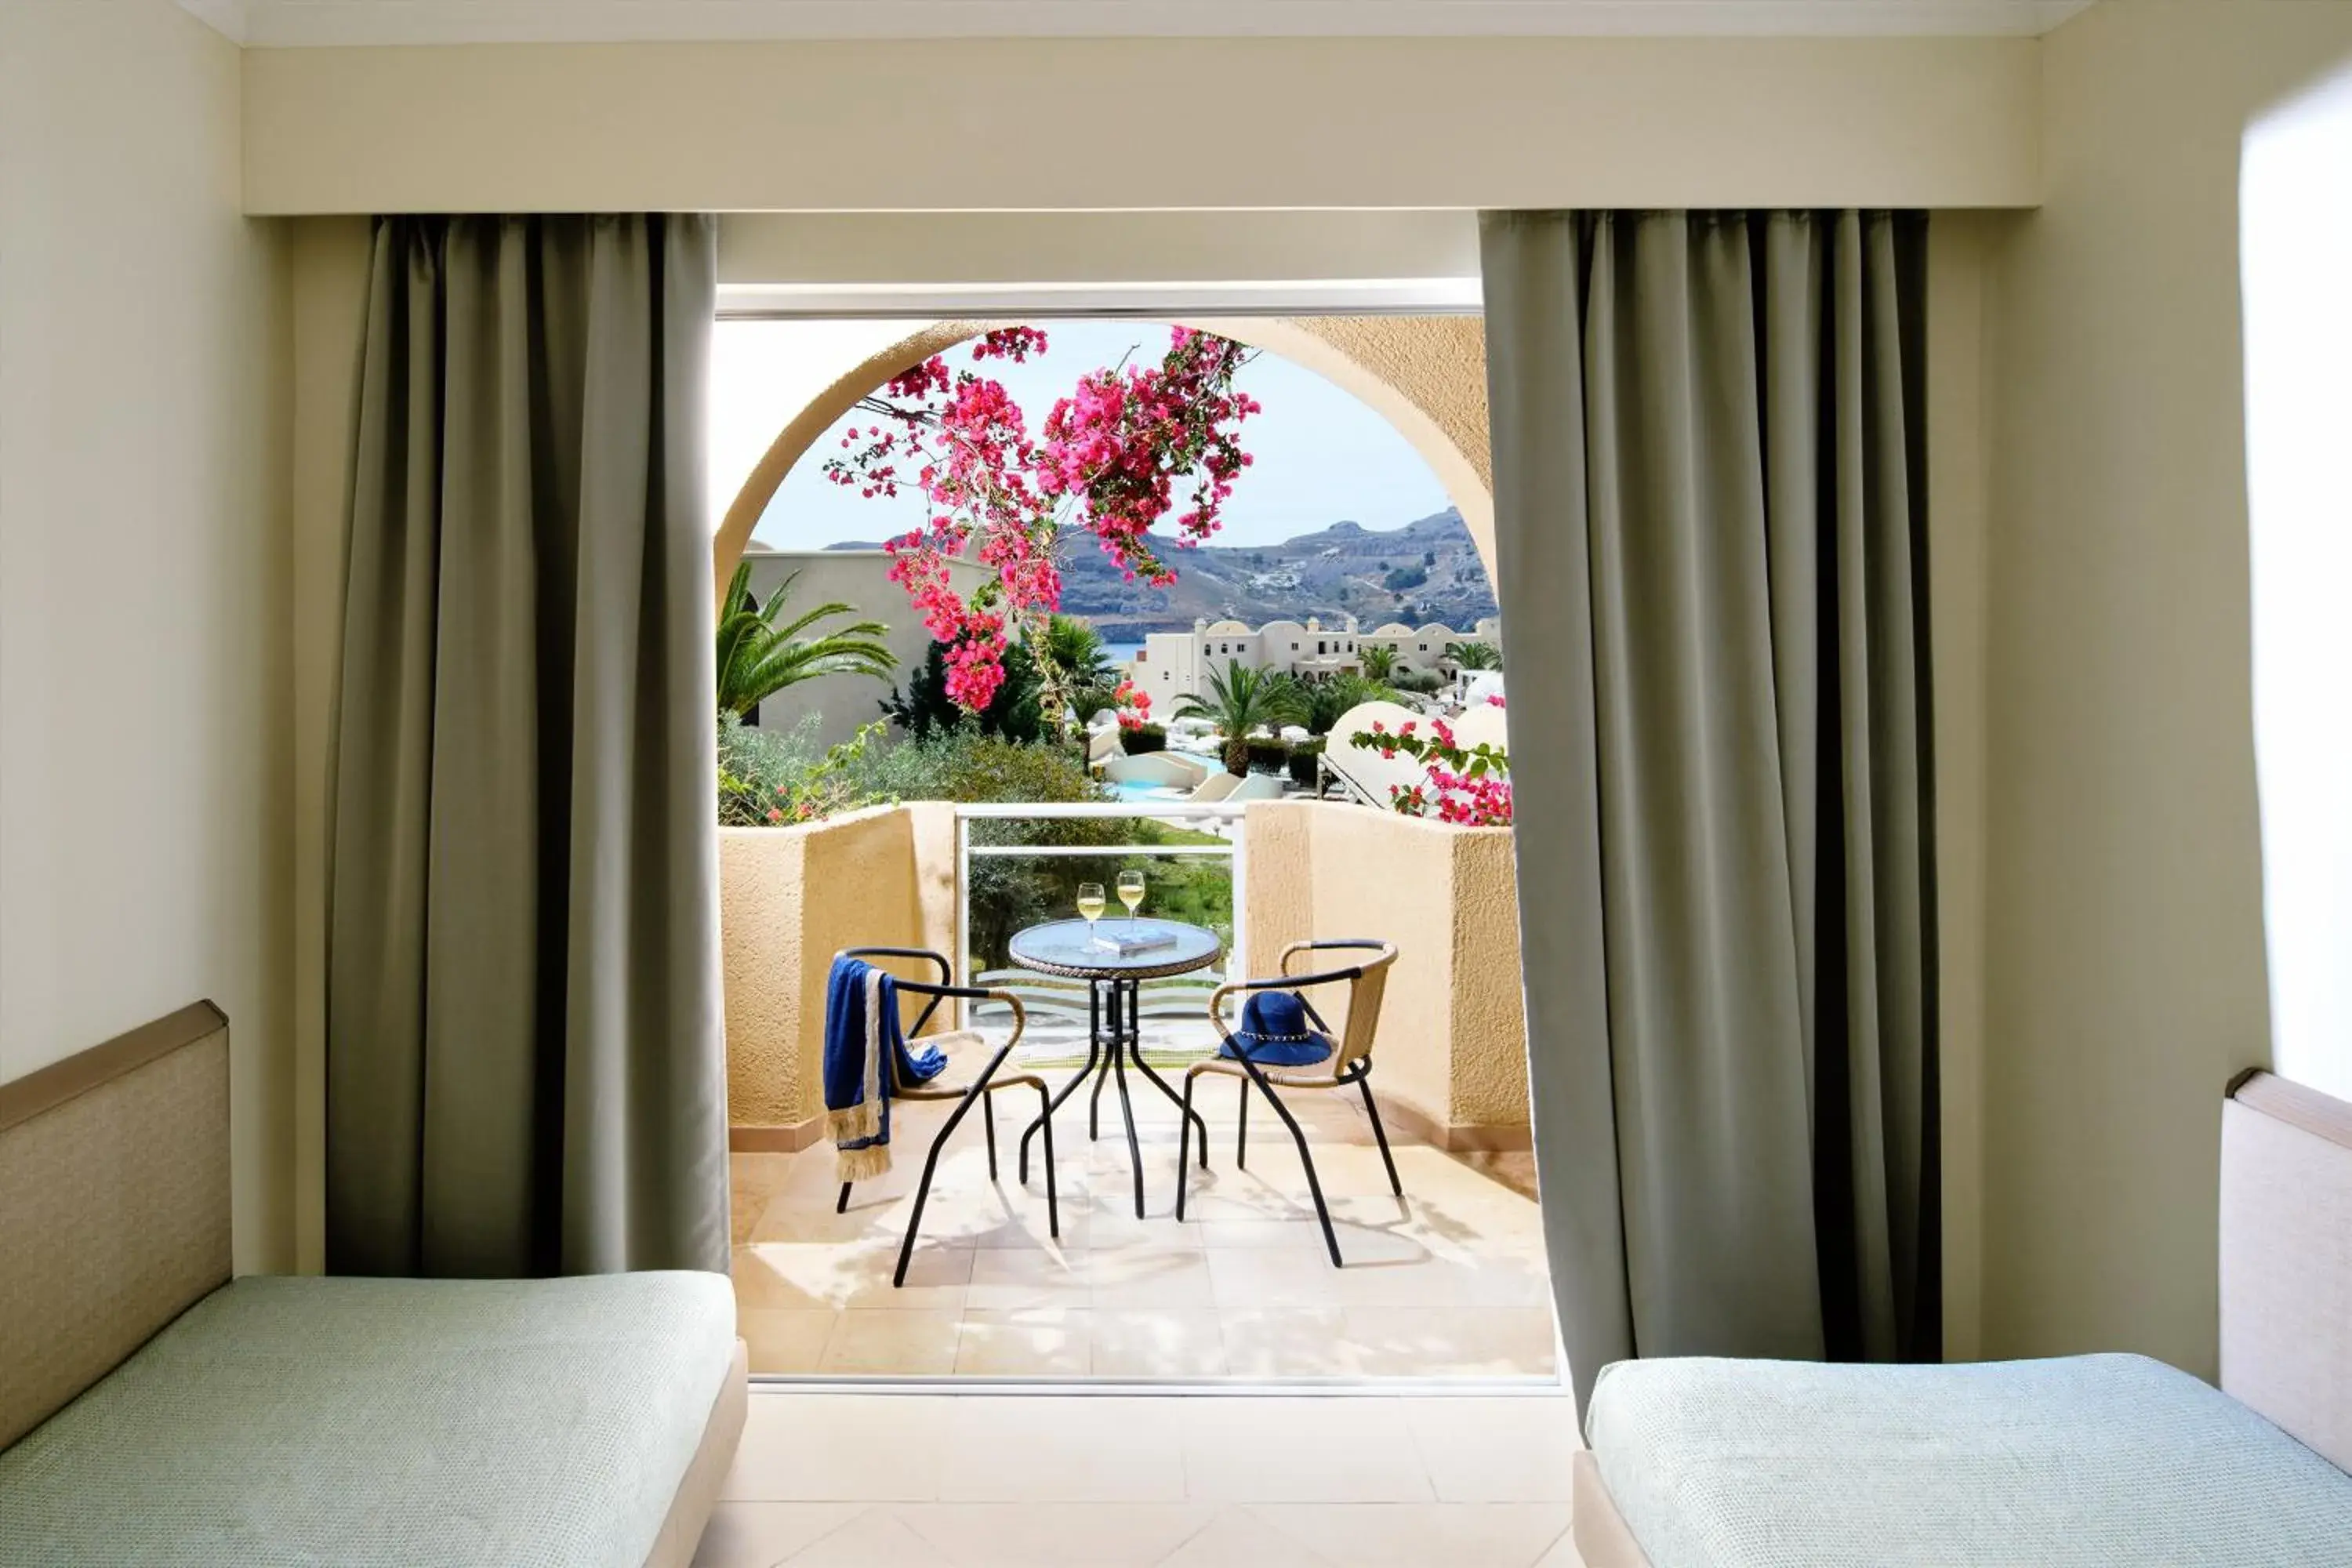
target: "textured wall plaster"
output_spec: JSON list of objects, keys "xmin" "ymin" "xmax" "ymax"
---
[{"xmin": 720, "ymin": 807, "xmax": 920, "ymax": 1131}]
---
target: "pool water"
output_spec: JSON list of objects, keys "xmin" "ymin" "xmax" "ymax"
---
[{"xmin": 1105, "ymin": 781, "xmax": 1188, "ymax": 801}]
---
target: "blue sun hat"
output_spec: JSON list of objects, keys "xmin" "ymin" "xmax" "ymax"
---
[{"xmin": 1220, "ymin": 989, "xmax": 1336, "ymax": 1069}]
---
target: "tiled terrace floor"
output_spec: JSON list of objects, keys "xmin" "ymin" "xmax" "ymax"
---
[{"xmin": 730, "ymin": 1042, "xmax": 1555, "ymax": 1381}]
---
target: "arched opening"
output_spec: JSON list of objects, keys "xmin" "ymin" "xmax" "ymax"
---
[{"xmin": 710, "ymin": 317, "xmax": 1494, "ymax": 615}]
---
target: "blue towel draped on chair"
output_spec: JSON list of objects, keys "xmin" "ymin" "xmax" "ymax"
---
[{"xmin": 824, "ymin": 956, "xmax": 949, "ymax": 1181}]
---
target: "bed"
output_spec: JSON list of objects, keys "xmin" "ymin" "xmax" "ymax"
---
[
  {"xmin": 1572, "ymin": 1070, "xmax": 2352, "ymax": 1567},
  {"xmin": 0, "ymin": 1003, "xmax": 746, "ymax": 1568}
]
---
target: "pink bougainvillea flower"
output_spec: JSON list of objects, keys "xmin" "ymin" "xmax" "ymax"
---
[{"xmin": 824, "ymin": 325, "xmax": 1261, "ymax": 715}]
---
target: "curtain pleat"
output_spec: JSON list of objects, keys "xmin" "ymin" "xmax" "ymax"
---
[
  {"xmin": 1480, "ymin": 210, "xmax": 1939, "ymax": 1410},
  {"xmin": 327, "ymin": 215, "xmax": 728, "ymax": 1280}
]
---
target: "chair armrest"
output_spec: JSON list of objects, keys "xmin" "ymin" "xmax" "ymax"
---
[
  {"xmin": 1206, "ymin": 969, "xmax": 1359, "ymax": 1035},
  {"xmin": 840, "ymin": 946, "xmax": 953, "ymax": 985},
  {"xmin": 1279, "ymin": 938, "xmax": 1388, "ymax": 976},
  {"xmin": 975, "ymin": 989, "xmax": 1025, "ymax": 1048}
]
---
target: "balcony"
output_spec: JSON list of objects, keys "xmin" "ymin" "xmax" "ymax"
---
[{"xmin": 720, "ymin": 798, "xmax": 1548, "ymax": 1380}]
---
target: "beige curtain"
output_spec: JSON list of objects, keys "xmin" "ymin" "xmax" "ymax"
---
[
  {"xmin": 327, "ymin": 215, "xmax": 728, "ymax": 1279},
  {"xmin": 1481, "ymin": 211, "xmax": 1939, "ymax": 1410}
]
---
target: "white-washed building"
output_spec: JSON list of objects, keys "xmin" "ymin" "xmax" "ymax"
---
[{"xmin": 1129, "ymin": 614, "xmax": 1500, "ymax": 706}]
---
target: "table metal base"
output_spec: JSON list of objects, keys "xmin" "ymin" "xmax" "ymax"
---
[{"xmin": 1017, "ymin": 975, "xmax": 1211, "ymax": 1218}]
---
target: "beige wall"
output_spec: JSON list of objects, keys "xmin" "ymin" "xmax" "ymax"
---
[
  {"xmin": 1928, "ymin": 212, "xmax": 1998, "ymax": 1365},
  {"xmin": 720, "ymin": 809, "xmax": 924, "ymax": 1135},
  {"xmin": 1976, "ymin": 0, "xmax": 2352, "ymax": 1378},
  {"xmin": 241, "ymin": 37, "xmax": 2039, "ymax": 214},
  {"xmin": 718, "ymin": 211, "xmax": 1483, "ymax": 292},
  {"xmin": 0, "ymin": 0, "xmax": 296, "ymax": 1275}
]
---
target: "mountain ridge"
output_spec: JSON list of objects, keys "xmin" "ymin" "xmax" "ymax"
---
[{"xmin": 818, "ymin": 507, "xmax": 1497, "ymax": 637}]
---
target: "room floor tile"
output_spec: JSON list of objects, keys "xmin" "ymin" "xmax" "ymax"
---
[
  {"xmin": 731, "ymin": 1087, "xmax": 1554, "ymax": 1381},
  {"xmin": 695, "ymin": 1392, "xmax": 1587, "ymax": 1568}
]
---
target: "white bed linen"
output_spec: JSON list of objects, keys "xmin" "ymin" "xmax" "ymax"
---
[{"xmin": 1586, "ymin": 1352, "xmax": 2352, "ymax": 1567}]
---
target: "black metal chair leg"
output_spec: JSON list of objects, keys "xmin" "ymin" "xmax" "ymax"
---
[
  {"xmin": 894, "ymin": 1129, "xmax": 951, "ymax": 1287},
  {"xmin": 984, "ymin": 1091, "xmax": 998, "ymax": 1180},
  {"xmin": 1177, "ymin": 1074, "xmax": 1200, "ymax": 1220},
  {"xmin": 1356, "ymin": 1072, "xmax": 1403, "ymax": 1198},
  {"xmin": 1241, "ymin": 1062, "xmax": 1342, "ymax": 1266},
  {"xmin": 894, "ymin": 1052, "xmax": 1004, "ymax": 1287},
  {"xmin": 836, "ymin": 1181, "xmax": 852, "ymax": 1214},
  {"xmin": 1236, "ymin": 1077, "xmax": 1250, "ymax": 1169},
  {"xmin": 1034, "ymin": 1082, "xmax": 1061, "ymax": 1239}
]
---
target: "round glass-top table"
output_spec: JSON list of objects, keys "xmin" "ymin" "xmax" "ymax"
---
[{"xmin": 1007, "ymin": 918, "xmax": 1220, "ymax": 1218}]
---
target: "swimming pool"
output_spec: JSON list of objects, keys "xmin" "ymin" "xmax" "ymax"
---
[{"xmin": 1104, "ymin": 780, "xmax": 1189, "ymax": 802}]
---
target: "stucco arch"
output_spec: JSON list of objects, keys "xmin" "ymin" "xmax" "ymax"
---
[{"xmin": 710, "ymin": 315, "xmax": 1494, "ymax": 615}]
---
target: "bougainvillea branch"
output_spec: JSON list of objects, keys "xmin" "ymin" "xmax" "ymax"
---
[
  {"xmin": 823, "ymin": 325, "xmax": 1260, "ymax": 717},
  {"xmin": 1350, "ymin": 713, "xmax": 1513, "ymax": 826}
]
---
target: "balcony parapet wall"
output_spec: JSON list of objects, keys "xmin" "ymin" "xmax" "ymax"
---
[
  {"xmin": 1243, "ymin": 800, "xmax": 1530, "ymax": 1149},
  {"xmin": 718, "ymin": 798, "xmax": 1526, "ymax": 1154}
]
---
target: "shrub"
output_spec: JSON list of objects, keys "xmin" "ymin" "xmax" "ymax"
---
[
  {"xmin": 1304, "ymin": 671, "xmax": 1404, "ymax": 735},
  {"xmin": 881, "ymin": 638, "xmax": 1046, "ymax": 743},
  {"xmin": 850, "ymin": 726, "xmax": 1101, "ymax": 806},
  {"xmin": 1391, "ymin": 667, "xmax": 1446, "ymax": 695},
  {"xmin": 722, "ymin": 717, "xmax": 1111, "ymax": 826},
  {"xmin": 717, "ymin": 712, "xmax": 887, "ymax": 826},
  {"xmin": 1287, "ymin": 737, "xmax": 1325, "ymax": 787},
  {"xmin": 1381, "ymin": 564, "xmax": 1428, "ymax": 592},
  {"xmin": 1245, "ymin": 736, "xmax": 1290, "ymax": 775},
  {"xmin": 1121, "ymin": 723, "xmax": 1167, "ymax": 755}
]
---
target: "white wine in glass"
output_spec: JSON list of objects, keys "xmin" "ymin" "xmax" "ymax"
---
[
  {"xmin": 1116, "ymin": 869, "xmax": 1146, "ymax": 923},
  {"xmin": 1076, "ymin": 882, "xmax": 1107, "ymax": 942}
]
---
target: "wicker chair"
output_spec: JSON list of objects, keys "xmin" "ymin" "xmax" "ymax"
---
[
  {"xmin": 829, "ymin": 946, "xmax": 1059, "ymax": 1287},
  {"xmin": 1175, "ymin": 938, "xmax": 1403, "ymax": 1265}
]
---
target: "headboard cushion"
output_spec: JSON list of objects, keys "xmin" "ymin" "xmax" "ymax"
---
[
  {"xmin": 0, "ymin": 1002, "xmax": 230, "ymax": 1449},
  {"xmin": 2220, "ymin": 1069, "xmax": 2352, "ymax": 1475}
]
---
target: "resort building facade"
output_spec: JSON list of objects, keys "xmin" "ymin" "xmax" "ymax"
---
[{"xmin": 1130, "ymin": 615, "xmax": 1501, "ymax": 705}]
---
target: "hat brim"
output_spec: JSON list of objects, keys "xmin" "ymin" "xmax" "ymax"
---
[{"xmin": 1219, "ymin": 1030, "xmax": 1335, "ymax": 1068}]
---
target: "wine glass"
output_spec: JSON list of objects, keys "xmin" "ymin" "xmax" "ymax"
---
[
  {"xmin": 1076, "ymin": 881, "xmax": 1107, "ymax": 946},
  {"xmin": 1116, "ymin": 869, "xmax": 1146, "ymax": 924}
]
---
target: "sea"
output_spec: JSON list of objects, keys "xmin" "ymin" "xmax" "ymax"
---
[{"xmin": 1101, "ymin": 641, "xmax": 1146, "ymax": 666}]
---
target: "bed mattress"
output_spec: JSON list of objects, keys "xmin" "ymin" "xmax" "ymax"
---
[
  {"xmin": 0, "ymin": 1272, "xmax": 737, "ymax": 1568},
  {"xmin": 1585, "ymin": 1352, "xmax": 2352, "ymax": 1567}
]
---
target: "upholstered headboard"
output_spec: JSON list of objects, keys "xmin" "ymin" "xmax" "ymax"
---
[
  {"xmin": 0, "ymin": 1003, "xmax": 230, "ymax": 1448},
  {"xmin": 2220, "ymin": 1069, "xmax": 2352, "ymax": 1474}
]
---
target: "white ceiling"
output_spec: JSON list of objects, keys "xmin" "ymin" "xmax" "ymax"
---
[{"xmin": 183, "ymin": 0, "xmax": 2099, "ymax": 49}]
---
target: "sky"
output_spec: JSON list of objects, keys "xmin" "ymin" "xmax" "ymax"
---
[{"xmin": 713, "ymin": 319, "xmax": 1456, "ymax": 553}]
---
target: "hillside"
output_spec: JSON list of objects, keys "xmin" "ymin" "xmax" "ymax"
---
[{"xmin": 825, "ymin": 509, "xmax": 1497, "ymax": 637}]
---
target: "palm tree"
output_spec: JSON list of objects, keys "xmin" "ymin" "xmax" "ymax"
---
[
  {"xmin": 716, "ymin": 561, "xmax": 896, "ymax": 721},
  {"xmin": 1173, "ymin": 662, "xmax": 1308, "ymax": 776},
  {"xmin": 1040, "ymin": 614, "xmax": 1121, "ymax": 725},
  {"xmin": 1305, "ymin": 672, "xmax": 1403, "ymax": 736},
  {"xmin": 1450, "ymin": 640, "xmax": 1502, "ymax": 672},
  {"xmin": 1358, "ymin": 644, "xmax": 1399, "ymax": 682}
]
